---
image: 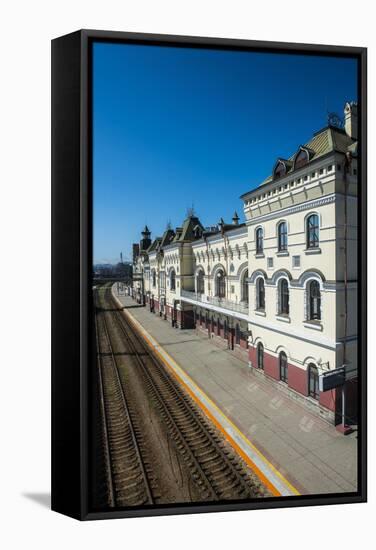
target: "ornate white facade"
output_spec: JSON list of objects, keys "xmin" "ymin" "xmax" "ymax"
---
[{"xmin": 132, "ymin": 102, "xmax": 358, "ymax": 426}]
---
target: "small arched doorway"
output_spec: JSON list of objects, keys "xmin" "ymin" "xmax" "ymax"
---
[
  {"xmin": 279, "ymin": 351, "xmax": 288, "ymax": 383},
  {"xmin": 257, "ymin": 342, "xmax": 264, "ymax": 370}
]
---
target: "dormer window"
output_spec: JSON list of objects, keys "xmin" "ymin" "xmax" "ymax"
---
[
  {"xmin": 193, "ymin": 225, "xmax": 202, "ymax": 239},
  {"xmin": 293, "ymin": 146, "xmax": 312, "ymax": 170},
  {"xmin": 274, "ymin": 160, "xmax": 287, "ymax": 180}
]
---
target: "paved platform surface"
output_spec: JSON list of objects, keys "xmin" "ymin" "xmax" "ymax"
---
[{"xmin": 113, "ymin": 286, "xmax": 357, "ymax": 496}]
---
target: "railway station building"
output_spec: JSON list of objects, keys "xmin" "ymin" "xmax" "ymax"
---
[{"xmin": 131, "ymin": 101, "xmax": 359, "ymax": 426}]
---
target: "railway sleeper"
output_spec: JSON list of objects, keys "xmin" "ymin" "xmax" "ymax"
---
[
  {"xmin": 215, "ymin": 478, "xmax": 242, "ymax": 492},
  {"xmin": 195, "ymin": 450, "xmax": 220, "ymax": 463},
  {"xmin": 205, "ymin": 463, "xmax": 228, "ymax": 475},
  {"xmin": 186, "ymin": 434, "xmax": 209, "ymax": 446},
  {"xmin": 210, "ymin": 470, "xmax": 238, "ymax": 484},
  {"xmin": 115, "ymin": 477, "xmax": 147, "ymax": 491},
  {"xmin": 199, "ymin": 456, "xmax": 225, "ymax": 469}
]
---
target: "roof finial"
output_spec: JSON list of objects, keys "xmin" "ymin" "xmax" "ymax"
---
[{"xmin": 186, "ymin": 203, "xmax": 195, "ymax": 218}]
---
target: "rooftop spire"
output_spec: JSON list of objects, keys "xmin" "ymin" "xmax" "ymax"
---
[
  {"xmin": 186, "ymin": 204, "xmax": 195, "ymax": 218},
  {"xmin": 142, "ymin": 225, "xmax": 151, "ymax": 237}
]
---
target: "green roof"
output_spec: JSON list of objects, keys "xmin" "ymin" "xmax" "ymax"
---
[
  {"xmin": 147, "ymin": 238, "xmax": 161, "ymax": 253},
  {"xmin": 160, "ymin": 228, "xmax": 175, "ymax": 248},
  {"xmin": 179, "ymin": 216, "xmax": 203, "ymax": 241},
  {"xmin": 258, "ymin": 126, "xmax": 356, "ymax": 187}
]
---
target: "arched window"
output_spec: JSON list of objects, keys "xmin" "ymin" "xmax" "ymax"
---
[
  {"xmin": 274, "ymin": 161, "xmax": 286, "ymax": 179},
  {"xmin": 256, "ymin": 228, "xmax": 264, "ymax": 254},
  {"xmin": 278, "ymin": 221, "xmax": 288, "ymax": 251},
  {"xmin": 279, "ymin": 351, "xmax": 288, "ymax": 383},
  {"xmin": 256, "ymin": 278, "xmax": 265, "ymax": 310},
  {"xmin": 306, "ymin": 214, "xmax": 319, "ymax": 249},
  {"xmin": 196, "ymin": 270, "xmax": 205, "ymax": 295},
  {"xmin": 152, "ymin": 269, "xmax": 156, "ymax": 287},
  {"xmin": 159, "ymin": 271, "xmax": 166, "ymax": 290},
  {"xmin": 257, "ymin": 342, "xmax": 264, "ymax": 370},
  {"xmin": 278, "ymin": 279, "xmax": 289, "ymax": 315},
  {"xmin": 194, "ymin": 225, "xmax": 202, "ymax": 239},
  {"xmin": 308, "ymin": 364, "xmax": 319, "ymax": 400},
  {"xmin": 170, "ymin": 269, "xmax": 176, "ymax": 291},
  {"xmin": 241, "ymin": 270, "xmax": 249, "ymax": 303},
  {"xmin": 294, "ymin": 149, "xmax": 309, "ymax": 169},
  {"xmin": 308, "ymin": 280, "xmax": 321, "ymax": 320},
  {"xmin": 215, "ymin": 270, "xmax": 226, "ymax": 298}
]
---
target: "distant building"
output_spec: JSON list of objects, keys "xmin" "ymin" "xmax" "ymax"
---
[
  {"xmin": 93, "ymin": 262, "xmax": 132, "ymax": 279},
  {"xmin": 114, "ymin": 262, "xmax": 132, "ymax": 279}
]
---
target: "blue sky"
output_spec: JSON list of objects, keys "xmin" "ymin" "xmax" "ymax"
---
[{"xmin": 93, "ymin": 42, "xmax": 357, "ymax": 264}]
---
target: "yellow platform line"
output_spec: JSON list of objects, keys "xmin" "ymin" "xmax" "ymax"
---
[{"xmin": 113, "ymin": 290, "xmax": 300, "ymax": 498}]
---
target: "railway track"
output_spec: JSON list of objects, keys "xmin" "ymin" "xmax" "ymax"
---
[
  {"xmin": 95, "ymin": 290, "xmax": 155, "ymax": 507},
  {"xmin": 96, "ymin": 286, "xmax": 266, "ymax": 503}
]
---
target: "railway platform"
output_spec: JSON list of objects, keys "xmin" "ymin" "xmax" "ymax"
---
[{"xmin": 112, "ymin": 285, "xmax": 357, "ymax": 497}]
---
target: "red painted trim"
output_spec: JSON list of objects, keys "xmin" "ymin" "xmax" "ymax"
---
[
  {"xmin": 248, "ymin": 346, "xmax": 257, "ymax": 365},
  {"xmin": 288, "ymin": 363, "xmax": 308, "ymax": 396},
  {"xmin": 239, "ymin": 338, "xmax": 247, "ymax": 350},
  {"xmin": 319, "ymin": 387, "xmax": 336, "ymax": 412},
  {"xmin": 263, "ymin": 352, "xmax": 279, "ymax": 380}
]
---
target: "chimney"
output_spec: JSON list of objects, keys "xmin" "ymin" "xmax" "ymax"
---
[{"xmin": 344, "ymin": 101, "xmax": 358, "ymax": 140}]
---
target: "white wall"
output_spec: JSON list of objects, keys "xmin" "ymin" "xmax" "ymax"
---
[
  {"xmin": 2, "ymin": 2, "xmax": 374, "ymax": 550},
  {"xmin": 192, "ymin": 227, "xmax": 248, "ymax": 301}
]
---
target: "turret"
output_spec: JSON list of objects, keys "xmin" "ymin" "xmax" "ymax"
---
[
  {"xmin": 141, "ymin": 225, "xmax": 151, "ymax": 239},
  {"xmin": 140, "ymin": 225, "xmax": 152, "ymax": 251}
]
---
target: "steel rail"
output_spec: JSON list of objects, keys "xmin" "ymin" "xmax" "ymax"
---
[
  {"xmin": 94, "ymin": 290, "xmax": 115, "ymax": 507},
  {"xmin": 107, "ymin": 289, "xmax": 255, "ymax": 500},
  {"xmin": 95, "ymin": 287, "xmax": 155, "ymax": 506}
]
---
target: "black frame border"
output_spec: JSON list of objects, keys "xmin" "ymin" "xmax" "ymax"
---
[{"xmin": 52, "ymin": 29, "xmax": 367, "ymax": 521}]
